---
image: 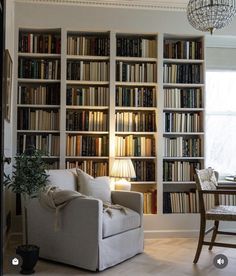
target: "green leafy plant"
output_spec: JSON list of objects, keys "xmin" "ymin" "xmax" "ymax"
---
[{"xmin": 4, "ymin": 147, "xmax": 49, "ymax": 245}]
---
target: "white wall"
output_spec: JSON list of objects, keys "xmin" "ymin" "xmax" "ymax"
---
[{"xmin": 3, "ymin": 0, "xmax": 16, "ymax": 241}]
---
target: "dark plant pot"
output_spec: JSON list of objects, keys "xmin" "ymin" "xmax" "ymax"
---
[{"xmin": 16, "ymin": 244, "xmax": 39, "ymax": 274}]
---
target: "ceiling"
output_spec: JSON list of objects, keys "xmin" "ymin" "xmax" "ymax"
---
[{"xmin": 16, "ymin": 0, "xmax": 189, "ymax": 11}]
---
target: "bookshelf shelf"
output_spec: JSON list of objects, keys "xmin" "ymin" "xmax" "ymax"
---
[
  {"xmin": 163, "ymin": 157, "xmax": 204, "ymax": 160},
  {"xmin": 66, "ymin": 105, "xmax": 109, "ymax": 110},
  {"xmin": 17, "ymin": 104, "xmax": 60, "ymax": 108},
  {"xmin": 17, "ymin": 130, "xmax": 60, "ymax": 133},
  {"xmin": 163, "ymin": 83, "xmax": 204, "ymax": 88},
  {"xmin": 116, "ymin": 81, "xmax": 157, "ymax": 87},
  {"xmin": 65, "ymin": 131, "xmax": 109, "ymax": 134},
  {"xmin": 18, "ymin": 53, "xmax": 61, "ymax": 58},
  {"xmin": 163, "ymin": 108, "xmax": 204, "ymax": 112},
  {"xmin": 66, "ymin": 80, "xmax": 109, "ymax": 85},
  {"xmin": 115, "ymin": 132, "xmax": 156, "ymax": 135},
  {"xmin": 65, "ymin": 156, "xmax": 109, "ymax": 159},
  {"xmin": 67, "ymin": 55, "xmax": 109, "ymax": 61},
  {"xmin": 18, "ymin": 79, "xmax": 61, "ymax": 83},
  {"xmin": 41, "ymin": 156, "xmax": 60, "ymax": 159},
  {"xmin": 163, "ymin": 58, "xmax": 204, "ymax": 64},
  {"xmin": 130, "ymin": 181, "xmax": 157, "ymax": 185},
  {"xmin": 115, "ymin": 107, "xmax": 157, "ymax": 111},
  {"xmin": 163, "ymin": 132, "xmax": 204, "ymax": 135},
  {"xmin": 163, "ymin": 181, "xmax": 196, "ymax": 185},
  {"xmin": 115, "ymin": 156, "xmax": 156, "ymax": 159},
  {"xmin": 116, "ymin": 56, "xmax": 157, "ymax": 62}
]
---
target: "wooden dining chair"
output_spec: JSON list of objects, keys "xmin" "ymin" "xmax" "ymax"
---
[{"xmin": 194, "ymin": 167, "xmax": 236, "ymax": 263}]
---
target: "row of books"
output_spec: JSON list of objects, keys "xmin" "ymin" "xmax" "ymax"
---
[
  {"xmin": 164, "ymin": 40, "xmax": 202, "ymax": 60},
  {"xmin": 164, "ymin": 88, "xmax": 202, "ymax": 108},
  {"xmin": 116, "ymin": 62, "xmax": 157, "ymax": 82},
  {"xmin": 18, "ymin": 84, "xmax": 60, "ymax": 105},
  {"xmin": 19, "ymin": 32, "xmax": 61, "ymax": 54},
  {"xmin": 18, "ymin": 58, "xmax": 60, "ymax": 80},
  {"xmin": 163, "ymin": 161, "xmax": 201, "ymax": 181},
  {"xmin": 163, "ymin": 191, "xmax": 199, "ymax": 213},
  {"xmin": 46, "ymin": 161, "xmax": 60, "ymax": 169},
  {"xmin": 133, "ymin": 160, "xmax": 155, "ymax": 181},
  {"xmin": 164, "ymin": 137, "xmax": 202, "ymax": 157},
  {"xmin": 67, "ymin": 35, "xmax": 110, "ymax": 56},
  {"xmin": 67, "ymin": 61, "xmax": 109, "ymax": 81},
  {"xmin": 163, "ymin": 63, "xmax": 201, "ymax": 84},
  {"xmin": 66, "ymin": 86, "xmax": 109, "ymax": 106},
  {"xmin": 17, "ymin": 134, "xmax": 60, "ymax": 156},
  {"xmin": 115, "ymin": 135, "xmax": 155, "ymax": 157},
  {"xmin": 116, "ymin": 87, "xmax": 156, "ymax": 107},
  {"xmin": 18, "ymin": 109, "xmax": 59, "ymax": 130},
  {"xmin": 163, "ymin": 192, "xmax": 236, "ymax": 213},
  {"xmin": 143, "ymin": 188, "xmax": 157, "ymax": 214},
  {"xmin": 164, "ymin": 112, "xmax": 202, "ymax": 132},
  {"xmin": 117, "ymin": 37, "xmax": 156, "ymax": 58},
  {"xmin": 66, "ymin": 135, "xmax": 108, "ymax": 156},
  {"xmin": 66, "ymin": 110, "xmax": 108, "ymax": 131},
  {"xmin": 66, "ymin": 160, "xmax": 109, "ymax": 177},
  {"xmin": 116, "ymin": 111, "xmax": 156, "ymax": 132}
]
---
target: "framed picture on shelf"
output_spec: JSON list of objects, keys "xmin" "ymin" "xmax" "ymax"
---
[{"xmin": 3, "ymin": 49, "xmax": 12, "ymax": 122}]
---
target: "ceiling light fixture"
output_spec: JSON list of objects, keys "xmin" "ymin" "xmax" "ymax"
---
[{"xmin": 187, "ymin": 0, "xmax": 236, "ymax": 34}]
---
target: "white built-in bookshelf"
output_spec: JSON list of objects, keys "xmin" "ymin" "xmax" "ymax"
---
[
  {"xmin": 15, "ymin": 28, "xmax": 205, "ymax": 216},
  {"xmin": 162, "ymin": 35, "xmax": 205, "ymax": 214}
]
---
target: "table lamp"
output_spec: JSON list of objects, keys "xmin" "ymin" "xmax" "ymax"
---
[{"xmin": 110, "ymin": 159, "xmax": 136, "ymax": 191}]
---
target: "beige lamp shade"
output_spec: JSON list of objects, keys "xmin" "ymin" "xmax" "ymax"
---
[{"xmin": 110, "ymin": 159, "xmax": 136, "ymax": 179}]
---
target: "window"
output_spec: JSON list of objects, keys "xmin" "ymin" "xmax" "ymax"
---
[{"xmin": 206, "ymin": 71, "xmax": 236, "ymax": 177}]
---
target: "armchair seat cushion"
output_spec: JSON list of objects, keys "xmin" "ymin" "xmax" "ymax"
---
[
  {"xmin": 102, "ymin": 208, "xmax": 140, "ymax": 238},
  {"xmin": 206, "ymin": 205, "xmax": 236, "ymax": 221}
]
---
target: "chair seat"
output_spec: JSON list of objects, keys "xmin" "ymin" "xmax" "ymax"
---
[
  {"xmin": 206, "ymin": 205, "xmax": 236, "ymax": 221},
  {"xmin": 102, "ymin": 207, "xmax": 141, "ymax": 238}
]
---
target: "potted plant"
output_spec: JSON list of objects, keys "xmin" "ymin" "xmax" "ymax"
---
[{"xmin": 4, "ymin": 147, "xmax": 49, "ymax": 274}]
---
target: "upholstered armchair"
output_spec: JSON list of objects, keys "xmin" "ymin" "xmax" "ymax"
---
[
  {"xmin": 27, "ymin": 169, "xmax": 144, "ymax": 271},
  {"xmin": 194, "ymin": 167, "xmax": 236, "ymax": 263}
]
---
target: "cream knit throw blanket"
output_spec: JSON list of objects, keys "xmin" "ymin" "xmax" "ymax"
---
[{"xmin": 39, "ymin": 186, "xmax": 127, "ymax": 231}]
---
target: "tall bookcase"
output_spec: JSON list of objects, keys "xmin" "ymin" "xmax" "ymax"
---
[
  {"xmin": 65, "ymin": 31, "xmax": 110, "ymax": 177},
  {"xmin": 17, "ymin": 29, "xmax": 61, "ymax": 169},
  {"xmin": 115, "ymin": 33, "xmax": 158, "ymax": 214},
  {"xmin": 15, "ymin": 28, "xmax": 205, "ymax": 217},
  {"xmin": 162, "ymin": 35, "xmax": 205, "ymax": 214}
]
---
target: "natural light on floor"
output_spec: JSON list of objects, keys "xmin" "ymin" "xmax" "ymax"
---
[{"xmin": 206, "ymin": 71, "xmax": 236, "ymax": 177}]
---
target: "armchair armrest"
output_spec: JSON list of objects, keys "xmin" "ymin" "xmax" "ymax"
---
[
  {"xmin": 28, "ymin": 196, "xmax": 103, "ymax": 240},
  {"xmin": 111, "ymin": 191, "xmax": 143, "ymax": 216}
]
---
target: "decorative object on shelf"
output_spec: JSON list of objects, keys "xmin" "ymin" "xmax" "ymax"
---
[
  {"xmin": 4, "ymin": 147, "xmax": 49, "ymax": 275},
  {"xmin": 3, "ymin": 49, "xmax": 12, "ymax": 122},
  {"xmin": 111, "ymin": 159, "xmax": 136, "ymax": 191},
  {"xmin": 187, "ymin": 0, "xmax": 236, "ymax": 34}
]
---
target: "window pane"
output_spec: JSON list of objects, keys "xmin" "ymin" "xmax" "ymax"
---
[
  {"xmin": 206, "ymin": 71, "xmax": 236, "ymax": 113},
  {"xmin": 206, "ymin": 114, "xmax": 236, "ymax": 175},
  {"xmin": 206, "ymin": 71, "xmax": 236, "ymax": 176}
]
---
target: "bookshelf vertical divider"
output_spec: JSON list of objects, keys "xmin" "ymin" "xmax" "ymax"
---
[
  {"xmin": 109, "ymin": 31, "xmax": 116, "ymax": 173},
  {"xmin": 60, "ymin": 28, "xmax": 67, "ymax": 169},
  {"xmin": 157, "ymin": 33, "xmax": 164, "ymax": 214}
]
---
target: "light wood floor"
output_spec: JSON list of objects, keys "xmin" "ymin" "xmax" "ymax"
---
[{"xmin": 4, "ymin": 235, "xmax": 236, "ymax": 275}]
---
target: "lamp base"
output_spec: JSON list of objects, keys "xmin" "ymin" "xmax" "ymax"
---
[{"xmin": 115, "ymin": 179, "xmax": 131, "ymax": 191}]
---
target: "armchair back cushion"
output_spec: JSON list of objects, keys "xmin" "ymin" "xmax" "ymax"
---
[
  {"xmin": 46, "ymin": 169, "xmax": 77, "ymax": 191},
  {"xmin": 76, "ymin": 169, "xmax": 111, "ymax": 203}
]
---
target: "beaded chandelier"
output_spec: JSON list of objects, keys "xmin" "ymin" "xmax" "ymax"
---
[{"xmin": 187, "ymin": 0, "xmax": 236, "ymax": 34}]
